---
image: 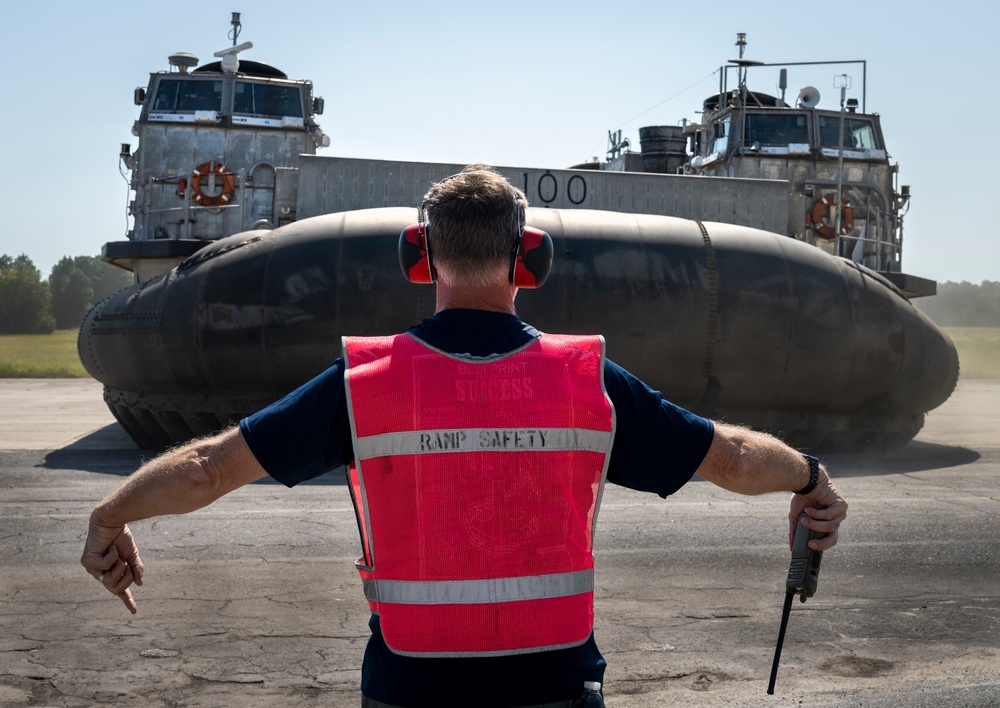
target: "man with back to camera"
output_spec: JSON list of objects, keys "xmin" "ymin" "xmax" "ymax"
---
[{"xmin": 81, "ymin": 164, "xmax": 848, "ymax": 708}]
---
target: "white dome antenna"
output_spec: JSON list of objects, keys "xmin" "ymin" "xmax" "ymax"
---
[{"xmin": 168, "ymin": 52, "xmax": 199, "ymax": 73}]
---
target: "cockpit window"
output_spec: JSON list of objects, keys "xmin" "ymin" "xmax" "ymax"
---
[
  {"xmin": 818, "ymin": 116, "xmax": 879, "ymax": 150},
  {"xmin": 745, "ymin": 113, "xmax": 808, "ymax": 145},
  {"xmin": 233, "ymin": 82, "xmax": 303, "ymax": 118},
  {"xmin": 709, "ymin": 116, "xmax": 731, "ymax": 155},
  {"xmin": 152, "ymin": 79, "xmax": 223, "ymax": 112}
]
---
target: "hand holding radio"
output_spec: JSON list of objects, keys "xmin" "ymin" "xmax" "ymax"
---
[{"xmin": 787, "ymin": 462, "xmax": 847, "ymax": 553}]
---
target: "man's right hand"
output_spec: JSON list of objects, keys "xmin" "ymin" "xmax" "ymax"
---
[
  {"xmin": 81, "ymin": 521, "xmax": 144, "ymax": 614},
  {"xmin": 77, "ymin": 426, "xmax": 269, "ymax": 615}
]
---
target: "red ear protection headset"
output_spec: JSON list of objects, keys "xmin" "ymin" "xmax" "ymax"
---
[
  {"xmin": 399, "ymin": 221, "xmax": 437, "ymax": 284},
  {"xmin": 507, "ymin": 225, "xmax": 554, "ymax": 288},
  {"xmin": 398, "ymin": 189, "xmax": 554, "ymax": 288}
]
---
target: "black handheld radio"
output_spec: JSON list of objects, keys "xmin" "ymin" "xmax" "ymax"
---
[{"xmin": 766, "ymin": 513, "xmax": 825, "ymax": 695}]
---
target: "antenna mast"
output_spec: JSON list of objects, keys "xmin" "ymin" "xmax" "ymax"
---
[{"xmin": 736, "ymin": 32, "xmax": 748, "ymax": 90}]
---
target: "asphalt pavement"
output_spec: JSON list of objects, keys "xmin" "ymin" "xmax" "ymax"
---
[{"xmin": 1, "ymin": 378, "xmax": 998, "ymax": 707}]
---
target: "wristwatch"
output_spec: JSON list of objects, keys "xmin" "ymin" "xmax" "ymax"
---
[{"xmin": 794, "ymin": 454, "xmax": 820, "ymax": 495}]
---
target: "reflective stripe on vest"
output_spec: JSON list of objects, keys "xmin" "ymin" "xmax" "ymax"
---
[
  {"xmin": 344, "ymin": 332, "xmax": 615, "ymax": 657},
  {"xmin": 362, "ymin": 568, "xmax": 594, "ymax": 605},
  {"xmin": 354, "ymin": 427, "xmax": 612, "ymax": 458}
]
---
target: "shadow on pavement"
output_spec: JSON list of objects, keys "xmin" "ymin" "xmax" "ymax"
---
[
  {"xmin": 824, "ymin": 440, "xmax": 981, "ymax": 477},
  {"xmin": 41, "ymin": 423, "xmax": 146, "ymax": 474}
]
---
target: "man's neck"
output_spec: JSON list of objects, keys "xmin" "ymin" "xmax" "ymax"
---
[{"xmin": 435, "ymin": 283, "xmax": 517, "ymax": 315}]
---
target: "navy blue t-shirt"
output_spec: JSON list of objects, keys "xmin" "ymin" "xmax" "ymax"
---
[{"xmin": 240, "ymin": 309, "xmax": 714, "ymax": 707}]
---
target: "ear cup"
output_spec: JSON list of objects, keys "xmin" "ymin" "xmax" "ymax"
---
[
  {"xmin": 511, "ymin": 226, "xmax": 553, "ymax": 288},
  {"xmin": 399, "ymin": 223, "xmax": 435, "ymax": 284}
]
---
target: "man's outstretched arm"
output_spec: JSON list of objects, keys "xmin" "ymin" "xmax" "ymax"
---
[
  {"xmin": 695, "ymin": 422, "xmax": 848, "ymax": 551},
  {"xmin": 80, "ymin": 426, "xmax": 268, "ymax": 613}
]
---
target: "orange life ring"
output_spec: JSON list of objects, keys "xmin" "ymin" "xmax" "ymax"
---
[
  {"xmin": 191, "ymin": 161, "xmax": 235, "ymax": 207},
  {"xmin": 810, "ymin": 194, "xmax": 854, "ymax": 240}
]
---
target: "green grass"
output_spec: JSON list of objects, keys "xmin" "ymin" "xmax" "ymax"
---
[
  {"xmin": 1, "ymin": 327, "xmax": 997, "ymax": 380},
  {"xmin": 944, "ymin": 327, "xmax": 1000, "ymax": 380},
  {"xmin": 0, "ymin": 330, "xmax": 88, "ymax": 378}
]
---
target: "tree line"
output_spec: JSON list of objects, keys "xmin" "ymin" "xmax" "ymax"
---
[
  {"xmin": 0, "ymin": 254, "xmax": 133, "ymax": 334},
  {"xmin": 914, "ymin": 281, "xmax": 1000, "ymax": 327}
]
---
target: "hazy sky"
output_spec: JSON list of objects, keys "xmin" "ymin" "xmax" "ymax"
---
[{"xmin": 2, "ymin": 1, "xmax": 995, "ymax": 286}]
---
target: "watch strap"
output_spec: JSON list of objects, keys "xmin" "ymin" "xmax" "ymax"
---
[{"xmin": 795, "ymin": 454, "xmax": 820, "ymax": 495}]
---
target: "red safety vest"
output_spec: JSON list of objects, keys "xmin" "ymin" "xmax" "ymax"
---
[{"xmin": 343, "ymin": 332, "xmax": 615, "ymax": 657}]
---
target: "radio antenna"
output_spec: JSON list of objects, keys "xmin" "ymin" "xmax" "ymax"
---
[{"xmin": 229, "ymin": 12, "xmax": 242, "ymax": 46}]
